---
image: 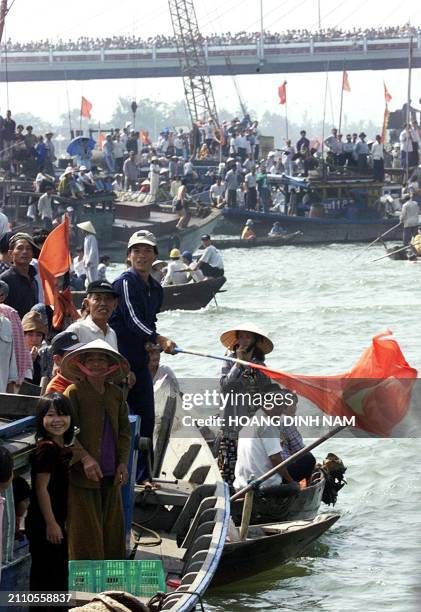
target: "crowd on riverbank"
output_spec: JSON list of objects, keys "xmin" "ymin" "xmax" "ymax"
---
[{"xmin": 1, "ymin": 24, "xmax": 419, "ymax": 52}]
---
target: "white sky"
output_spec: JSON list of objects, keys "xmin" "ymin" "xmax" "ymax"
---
[{"xmin": 1, "ymin": 0, "xmax": 420, "ymax": 126}]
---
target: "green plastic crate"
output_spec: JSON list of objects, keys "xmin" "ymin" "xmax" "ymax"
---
[{"xmin": 69, "ymin": 560, "xmax": 166, "ymax": 596}]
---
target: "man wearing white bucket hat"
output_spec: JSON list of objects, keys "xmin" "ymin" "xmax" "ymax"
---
[
  {"xmin": 77, "ymin": 221, "xmax": 99, "ymax": 284},
  {"xmin": 110, "ymin": 230, "xmax": 176, "ymax": 483}
]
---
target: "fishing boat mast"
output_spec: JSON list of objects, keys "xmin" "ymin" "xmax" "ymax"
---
[{"xmin": 0, "ymin": 0, "xmax": 8, "ymax": 45}]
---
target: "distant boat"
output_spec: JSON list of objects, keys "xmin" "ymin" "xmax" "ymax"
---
[
  {"xmin": 211, "ymin": 231, "xmax": 303, "ymax": 249},
  {"xmin": 220, "ymin": 173, "xmax": 402, "ymax": 243},
  {"xmin": 72, "ymin": 276, "xmax": 227, "ymax": 312}
]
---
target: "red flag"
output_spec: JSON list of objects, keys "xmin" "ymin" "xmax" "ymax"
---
[
  {"xmin": 245, "ymin": 331, "xmax": 417, "ymax": 437},
  {"xmin": 140, "ymin": 129, "xmax": 152, "ymax": 145},
  {"xmin": 342, "ymin": 70, "xmax": 351, "ymax": 92},
  {"xmin": 383, "ymin": 81, "xmax": 392, "ymax": 104},
  {"xmin": 81, "ymin": 96, "xmax": 92, "ymax": 119},
  {"xmin": 278, "ymin": 81, "xmax": 287, "ymax": 105},
  {"xmin": 38, "ymin": 216, "xmax": 79, "ymax": 329}
]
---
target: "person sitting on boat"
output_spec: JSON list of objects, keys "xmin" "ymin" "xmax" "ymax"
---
[
  {"xmin": 400, "ymin": 194, "xmax": 420, "ymax": 246},
  {"xmin": 410, "ymin": 227, "xmax": 421, "ymax": 257},
  {"xmin": 150, "ymin": 259, "xmax": 167, "ymax": 284},
  {"xmin": 182, "ymin": 251, "xmax": 205, "ymax": 283},
  {"xmin": 240, "ymin": 219, "xmax": 256, "ymax": 241},
  {"xmin": 209, "ymin": 177, "xmax": 225, "ymax": 208},
  {"xmin": 233, "ymin": 398, "xmax": 316, "ymax": 495},
  {"xmin": 197, "ymin": 234, "xmax": 224, "ymax": 278},
  {"xmin": 62, "ymin": 340, "xmax": 131, "ymax": 560},
  {"xmin": 148, "ymin": 345, "xmax": 180, "ymax": 394},
  {"xmin": 162, "ymin": 249, "xmax": 189, "ymax": 286},
  {"xmin": 268, "ymin": 222, "xmax": 287, "ymax": 237}
]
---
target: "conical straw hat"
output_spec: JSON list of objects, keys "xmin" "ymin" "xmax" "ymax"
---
[
  {"xmin": 60, "ymin": 339, "xmax": 129, "ymax": 384},
  {"xmin": 220, "ymin": 323, "xmax": 274, "ymax": 354},
  {"xmin": 77, "ymin": 221, "xmax": 96, "ymax": 235}
]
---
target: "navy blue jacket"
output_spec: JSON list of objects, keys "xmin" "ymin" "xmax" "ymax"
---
[{"xmin": 110, "ymin": 268, "xmax": 163, "ymax": 369}]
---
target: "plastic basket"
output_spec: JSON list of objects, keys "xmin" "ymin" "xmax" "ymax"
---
[{"xmin": 69, "ymin": 560, "xmax": 166, "ymax": 596}]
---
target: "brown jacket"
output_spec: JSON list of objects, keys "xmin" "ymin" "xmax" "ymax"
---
[{"xmin": 64, "ymin": 380, "xmax": 131, "ymax": 489}]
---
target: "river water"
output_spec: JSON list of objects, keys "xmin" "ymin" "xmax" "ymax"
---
[{"xmin": 111, "ymin": 242, "xmax": 421, "ymax": 612}]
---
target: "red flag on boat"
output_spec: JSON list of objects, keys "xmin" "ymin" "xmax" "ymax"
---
[
  {"xmin": 38, "ymin": 215, "xmax": 79, "ymax": 329},
  {"xmin": 247, "ymin": 331, "xmax": 417, "ymax": 437},
  {"xmin": 81, "ymin": 96, "xmax": 93, "ymax": 119},
  {"xmin": 278, "ymin": 81, "xmax": 287, "ymax": 105},
  {"xmin": 342, "ymin": 70, "xmax": 351, "ymax": 92},
  {"xmin": 383, "ymin": 81, "xmax": 392, "ymax": 104}
]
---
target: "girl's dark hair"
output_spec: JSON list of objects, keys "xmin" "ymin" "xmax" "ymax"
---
[
  {"xmin": 35, "ymin": 393, "xmax": 75, "ymax": 446},
  {"xmin": 234, "ymin": 333, "xmax": 265, "ymax": 362},
  {"xmin": 0, "ymin": 446, "xmax": 13, "ymax": 484}
]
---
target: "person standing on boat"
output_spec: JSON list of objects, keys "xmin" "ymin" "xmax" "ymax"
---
[
  {"xmin": 399, "ymin": 124, "xmax": 413, "ymax": 168},
  {"xmin": 225, "ymin": 165, "xmax": 238, "ymax": 207},
  {"xmin": 296, "ymin": 130, "xmax": 310, "ymax": 154},
  {"xmin": 410, "ymin": 120, "xmax": 421, "ymax": 166},
  {"xmin": 257, "ymin": 166, "xmax": 270, "ymax": 212},
  {"xmin": 354, "ymin": 133, "xmax": 369, "ymax": 174},
  {"xmin": 343, "ymin": 134, "xmax": 355, "ymax": 167},
  {"xmin": 244, "ymin": 167, "xmax": 258, "ymax": 210},
  {"xmin": 371, "ymin": 135, "xmax": 385, "ymax": 182},
  {"xmin": 0, "ymin": 233, "xmax": 39, "ymax": 319},
  {"xmin": 149, "ymin": 157, "xmax": 160, "ymax": 203},
  {"xmin": 400, "ymin": 194, "xmax": 420, "ymax": 246},
  {"xmin": 196, "ymin": 234, "xmax": 224, "ymax": 278},
  {"xmin": 110, "ymin": 230, "xmax": 176, "ymax": 483},
  {"xmin": 77, "ymin": 221, "xmax": 99, "ymax": 285},
  {"xmin": 282, "ymin": 140, "xmax": 295, "ymax": 176},
  {"xmin": 123, "ymin": 151, "xmax": 138, "ymax": 191}
]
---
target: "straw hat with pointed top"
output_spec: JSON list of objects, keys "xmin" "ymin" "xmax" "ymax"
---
[
  {"xmin": 220, "ymin": 323, "xmax": 274, "ymax": 354},
  {"xmin": 60, "ymin": 339, "xmax": 130, "ymax": 384},
  {"xmin": 77, "ymin": 221, "xmax": 96, "ymax": 235}
]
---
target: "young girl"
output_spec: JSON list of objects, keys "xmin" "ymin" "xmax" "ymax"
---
[{"xmin": 25, "ymin": 393, "xmax": 75, "ymax": 595}]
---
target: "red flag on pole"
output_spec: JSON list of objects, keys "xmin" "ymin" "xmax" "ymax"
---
[
  {"xmin": 278, "ymin": 81, "xmax": 287, "ymax": 105},
  {"xmin": 38, "ymin": 215, "xmax": 79, "ymax": 329},
  {"xmin": 342, "ymin": 70, "xmax": 351, "ymax": 92},
  {"xmin": 81, "ymin": 96, "xmax": 93, "ymax": 119},
  {"xmin": 383, "ymin": 81, "xmax": 392, "ymax": 104},
  {"xmin": 244, "ymin": 331, "xmax": 417, "ymax": 437}
]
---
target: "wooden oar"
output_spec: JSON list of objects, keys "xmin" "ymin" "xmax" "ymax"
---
[
  {"xmin": 369, "ymin": 244, "xmax": 412, "ymax": 263},
  {"xmin": 349, "ymin": 222, "xmax": 402, "ymax": 262},
  {"xmin": 231, "ymin": 424, "xmax": 346, "ymax": 502}
]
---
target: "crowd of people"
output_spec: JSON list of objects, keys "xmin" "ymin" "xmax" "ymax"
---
[{"xmin": 1, "ymin": 24, "xmax": 418, "ymax": 53}]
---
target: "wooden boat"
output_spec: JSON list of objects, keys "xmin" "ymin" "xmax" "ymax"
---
[
  {"xmin": 211, "ymin": 231, "xmax": 303, "ymax": 249},
  {"xmin": 214, "ymin": 513, "xmax": 340, "ymax": 585},
  {"xmin": 0, "ymin": 390, "xmax": 230, "ymax": 610},
  {"xmin": 220, "ymin": 173, "xmax": 402, "ymax": 243},
  {"xmin": 384, "ymin": 244, "xmax": 417, "ymax": 261},
  {"xmin": 149, "ymin": 387, "xmax": 340, "ymax": 586},
  {"xmin": 230, "ymin": 470, "xmax": 326, "ymax": 525},
  {"xmin": 72, "ymin": 276, "xmax": 226, "ymax": 312}
]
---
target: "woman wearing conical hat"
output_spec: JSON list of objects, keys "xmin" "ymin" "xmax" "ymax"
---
[
  {"xmin": 77, "ymin": 221, "xmax": 98, "ymax": 285},
  {"xmin": 217, "ymin": 323, "xmax": 273, "ymax": 486}
]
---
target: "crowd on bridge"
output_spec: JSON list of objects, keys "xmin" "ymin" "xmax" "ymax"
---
[{"xmin": 1, "ymin": 24, "xmax": 419, "ymax": 53}]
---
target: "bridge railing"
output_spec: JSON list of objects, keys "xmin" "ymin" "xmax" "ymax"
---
[{"xmin": 0, "ymin": 35, "xmax": 420, "ymax": 65}]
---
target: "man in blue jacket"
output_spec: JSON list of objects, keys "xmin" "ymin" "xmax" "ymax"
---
[{"xmin": 110, "ymin": 230, "xmax": 176, "ymax": 482}]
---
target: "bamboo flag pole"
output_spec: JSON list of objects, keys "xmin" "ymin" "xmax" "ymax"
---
[{"xmin": 338, "ymin": 64, "xmax": 345, "ymax": 135}]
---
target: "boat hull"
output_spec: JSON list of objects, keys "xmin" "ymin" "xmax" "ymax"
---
[
  {"xmin": 219, "ymin": 209, "xmax": 402, "ymax": 243},
  {"xmin": 212, "ymin": 231, "xmax": 303, "ymax": 249},
  {"xmin": 72, "ymin": 277, "xmax": 226, "ymax": 312},
  {"xmin": 212, "ymin": 513, "xmax": 340, "ymax": 585}
]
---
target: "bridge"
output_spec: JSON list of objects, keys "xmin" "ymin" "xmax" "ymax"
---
[{"xmin": 0, "ymin": 36, "xmax": 420, "ymax": 82}]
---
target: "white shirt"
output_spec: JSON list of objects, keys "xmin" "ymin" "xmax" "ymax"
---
[
  {"xmin": 400, "ymin": 199, "xmax": 419, "ymax": 228},
  {"xmin": 184, "ymin": 161, "xmax": 194, "ymax": 175},
  {"xmin": 199, "ymin": 245, "xmax": 224, "ymax": 270},
  {"xmin": 0, "ymin": 315, "xmax": 18, "ymax": 392},
  {"xmin": 73, "ymin": 256, "xmax": 86, "ymax": 278},
  {"xmin": 67, "ymin": 314, "xmax": 118, "ymax": 350},
  {"xmin": 210, "ymin": 183, "xmax": 225, "ymax": 198},
  {"xmin": 0, "ymin": 211, "xmax": 9, "ymax": 239},
  {"xmin": 399, "ymin": 129, "xmax": 413, "ymax": 153},
  {"xmin": 83, "ymin": 234, "xmax": 99, "ymax": 269},
  {"xmin": 113, "ymin": 141, "xmax": 125, "ymax": 158},
  {"xmin": 234, "ymin": 409, "xmax": 283, "ymax": 491},
  {"xmin": 97, "ymin": 263, "xmax": 108, "ymax": 282},
  {"xmin": 162, "ymin": 260, "xmax": 189, "ymax": 286},
  {"xmin": 371, "ymin": 142, "xmax": 384, "ymax": 160},
  {"xmin": 37, "ymin": 193, "xmax": 53, "ymax": 219}
]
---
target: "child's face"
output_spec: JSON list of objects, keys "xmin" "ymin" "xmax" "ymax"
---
[
  {"xmin": 25, "ymin": 331, "xmax": 44, "ymax": 349},
  {"xmin": 84, "ymin": 352, "xmax": 110, "ymax": 377},
  {"xmin": 43, "ymin": 407, "xmax": 71, "ymax": 438}
]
